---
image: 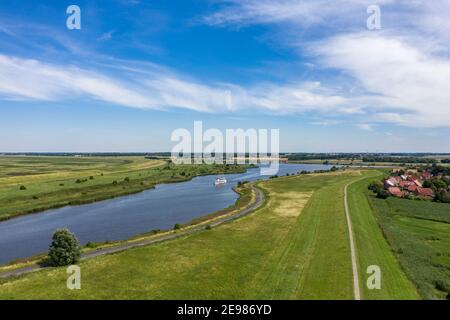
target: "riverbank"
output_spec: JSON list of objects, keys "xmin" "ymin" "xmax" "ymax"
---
[
  {"xmin": 0, "ymin": 182, "xmax": 263, "ymax": 278},
  {"xmin": 0, "ymin": 169, "xmax": 392, "ymax": 299},
  {"xmin": 0, "ymin": 156, "xmax": 250, "ymax": 221}
]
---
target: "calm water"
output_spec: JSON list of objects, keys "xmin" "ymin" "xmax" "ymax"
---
[{"xmin": 0, "ymin": 164, "xmax": 332, "ymax": 264}]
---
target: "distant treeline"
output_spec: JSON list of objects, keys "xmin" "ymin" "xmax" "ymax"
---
[
  {"xmin": 362, "ymin": 156, "xmax": 438, "ymax": 164},
  {"xmin": 285, "ymin": 153, "xmax": 360, "ymax": 161},
  {"xmin": 0, "ymin": 152, "xmax": 171, "ymax": 157}
]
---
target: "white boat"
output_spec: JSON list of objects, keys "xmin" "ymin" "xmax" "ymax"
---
[{"xmin": 214, "ymin": 177, "xmax": 227, "ymax": 185}]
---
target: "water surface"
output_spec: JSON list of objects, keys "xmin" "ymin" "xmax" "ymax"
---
[{"xmin": 0, "ymin": 164, "xmax": 332, "ymax": 264}]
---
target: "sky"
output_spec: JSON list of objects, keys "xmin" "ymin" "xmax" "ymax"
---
[{"xmin": 1, "ymin": 0, "xmax": 450, "ymax": 152}]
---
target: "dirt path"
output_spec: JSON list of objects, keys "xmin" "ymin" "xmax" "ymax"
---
[
  {"xmin": 344, "ymin": 182, "xmax": 361, "ymax": 300},
  {"xmin": 0, "ymin": 186, "xmax": 265, "ymax": 279}
]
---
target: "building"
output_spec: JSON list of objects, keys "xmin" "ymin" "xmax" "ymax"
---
[
  {"xmin": 388, "ymin": 187, "xmax": 405, "ymax": 198},
  {"xmin": 415, "ymin": 187, "xmax": 434, "ymax": 198}
]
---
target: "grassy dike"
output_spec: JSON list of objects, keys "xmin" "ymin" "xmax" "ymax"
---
[
  {"xmin": 346, "ymin": 172, "xmax": 419, "ymax": 299},
  {"xmin": 0, "ymin": 156, "xmax": 249, "ymax": 221},
  {"xmin": 0, "ymin": 170, "xmax": 368, "ymax": 300}
]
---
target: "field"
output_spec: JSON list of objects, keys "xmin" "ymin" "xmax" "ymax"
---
[
  {"xmin": 0, "ymin": 170, "xmax": 370, "ymax": 299},
  {"xmin": 0, "ymin": 156, "xmax": 247, "ymax": 221},
  {"xmin": 4, "ymin": 168, "xmax": 445, "ymax": 299},
  {"xmin": 369, "ymin": 196, "xmax": 450, "ymax": 299},
  {"xmin": 346, "ymin": 174, "xmax": 419, "ymax": 299}
]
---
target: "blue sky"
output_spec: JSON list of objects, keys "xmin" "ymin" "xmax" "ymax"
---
[{"xmin": 1, "ymin": 0, "xmax": 450, "ymax": 152}]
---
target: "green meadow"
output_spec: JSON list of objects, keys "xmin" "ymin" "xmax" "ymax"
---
[
  {"xmin": 0, "ymin": 156, "xmax": 246, "ymax": 221},
  {"xmin": 346, "ymin": 173, "xmax": 419, "ymax": 300},
  {"xmin": 369, "ymin": 196, "xmax": 450, "ymax": 299},
  {"xmin": 0, "ymin": 170, "xmax": 364, "ymax": 299},
  {"xmin": 2, "ymin": 166, "xmax": 448, "ymax": 300}
]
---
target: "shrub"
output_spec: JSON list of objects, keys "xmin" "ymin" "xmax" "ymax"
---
[
  {"xmin": 435, "ymin": 280, "xmax": 449, "ymax": 292},
  {"xmin": 112, "ymin": 180, "xmax": 118, "ymax": 185},
  {"xmin": 85, "ymin": 241, "xmax": 98, "ymax": 249},
  {"xmin": 19, "ymin": 185, "xmax": 26, "ymax": 190},
  {"xmin": 376, "ymin": 190, "xmax": 389, "ymax": 199},
  {"xmin": 205, "ymin": 225, "xmax": 212, "ymax": 230},
  {"xmin": 89, "ymin": 176, "xmax": 94, "ymax": 180},
  {"xmin": 48, "ymin": 229, "xmax": 81, "ymax": 266},
  {"xmin": 174, "ymin": 223, "xmax": 181, "ymax": 230},
  {"xmin": 368, "ymin": 181, "xmax": 384, "ymax": 194},
  {"xmin": 124, "ymin": 177, "xmax": 130, "ymax": 182}
]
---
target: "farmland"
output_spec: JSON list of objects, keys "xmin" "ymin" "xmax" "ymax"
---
[
  {"xmin": 346, "ymin": 174, "xmax": 419, "ymax": 299},
  {"xmin": 0, "ymin": 170, "xmax": 366, "ymax": 299},
  {"xmin": 0, "ymin": 156, "xmax": 247, "ymax": 221},
  {"xmin": 369, "ymin": 196, "xmax": 450, "ymax": 299}
]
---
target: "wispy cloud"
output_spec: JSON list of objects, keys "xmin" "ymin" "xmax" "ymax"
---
[
  {"xmin": 200, "ymin": 0, "xmax": 450, "ymax": 128},
  {"xmin": 356, "ymin": 123, "xmax": 374, "ymax": 131},
  {"xmin": 0, "ymin": 53, "xmax": 354, "ymax": 114}
]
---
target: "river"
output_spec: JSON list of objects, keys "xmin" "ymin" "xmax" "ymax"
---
[{"xmin": 0, "ymin": 164, "xmax": 332, "ymax": 264}]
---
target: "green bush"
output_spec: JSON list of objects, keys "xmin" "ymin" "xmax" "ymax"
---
[
  {"xmin": 376, "ymin": 190, "xmax": 389, "ymax": 199},
  {"xmin": 48, "ymin": 229, "xmax": 81, "ymax": 267},
  {"xmin": 19, "ymin": 185, "xmax": 26, "ymax": 190},
  {"xmin": 174, "ymin": 223, "xmax": 181, "ymax": 230}
]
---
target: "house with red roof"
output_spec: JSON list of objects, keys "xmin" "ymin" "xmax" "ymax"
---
[
  {"xmin": 415, "ymin": 187, "xmax": 434, "ymax": 198},
  {"xmin": 388, "ymin": 187, "xmax": 405, "ymax": 198}
]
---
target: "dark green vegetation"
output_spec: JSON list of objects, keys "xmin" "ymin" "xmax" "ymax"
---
[
  {"xmin": 369, "ymin": 194, "xmax": 450, "ymax": 299},
  {"xmin": 48, "ymin": 229, "xmax": 81, "ymax": 267},
  {"xmin": 0, "ymin": 156, "xmax": 247, "ymax": 221},
  {"xmin": 362, "ymin": 156, "xmax": 438, "ymax": 164},
  {"xmin": 0, "ymin": 171, "xmax": 368, "ymax": 299}
]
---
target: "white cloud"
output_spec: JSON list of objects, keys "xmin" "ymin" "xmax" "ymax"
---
[
  {"xmin": 356, "ymin": 123, "xmax": 374, "ymax": 131},
  {"xmin": 312, "ymin": 33, "xmax": 450, "ymax": 127},
  {"xmin": 202, "ymin": 0, "xmax": 450, "ymax": 128},
  {"xmin": 0, "ymin": 54, "xmax": 350, "ymax": 114},
  {"xmin": 202, "ymin": 0, "xmax": 394, "ymax": 28}
]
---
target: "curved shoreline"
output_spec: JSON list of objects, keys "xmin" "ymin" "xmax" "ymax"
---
[
  {"xmin": 0, "ymin": 165, "xmax": 250, "ymax": 222},
  {"xmin": 0, "ymin": 184, "xmax": 265, "ymax": 279}
]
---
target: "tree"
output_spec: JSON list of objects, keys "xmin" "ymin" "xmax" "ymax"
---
[
  {"xmin": 431, "ymin": 178, "xmax": 447, "ymax": 190},
  {"xmin": 48, "ymin": 229, "xmax": 81, "ymax": 266},
  {"xmin": 423, "ymin": 180, "xmax": 433, "ymax": 188},
  {"xmin": 376, "ymin": 190, "xmax": 389, "ymax": 199},
  {"xmin": 368, "ymin": 181, "xmax": 383, "ymax": 194}
]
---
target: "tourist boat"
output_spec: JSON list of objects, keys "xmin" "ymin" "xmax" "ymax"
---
[{"xmin": 214, "ymin": 177, "xmax": 227, "ymax": 185}]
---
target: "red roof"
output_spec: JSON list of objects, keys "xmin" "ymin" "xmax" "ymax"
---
[
  {"xmin": 388, "ymin": 187, "xmax": 404, "ymax": 198},
  {"xmin": 399, "ymin": 181, "xmax": 414, "ymax": 188},
  {"xmin": 415, "ymin": 187, "xmax": 434, "ymax": 198},
  {"xmin": 408, "ymin": 185, "xmax": 418, "ymax": 192}
]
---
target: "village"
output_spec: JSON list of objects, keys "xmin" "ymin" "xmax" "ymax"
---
[{"xmin": 382, "ymin": 166, "xmax": 450, "ymax": 201}]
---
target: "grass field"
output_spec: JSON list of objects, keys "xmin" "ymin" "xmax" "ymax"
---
[
  {"xmin": 346, "ymin": 173, "xmax": 419, "ymax": 300},
  {"xmin": 369, "ymin": 196, "xmax": 450, "ymax": 299},
  {"xmin": 0, "ymin": 170, "xmax": 368, "ymax": 299},
  {"xmin": 0, "ymin": 156, "xmax": 247, "ymax": 221}
]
